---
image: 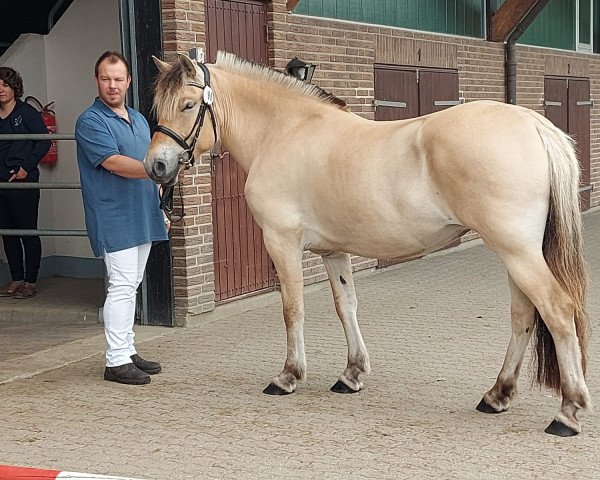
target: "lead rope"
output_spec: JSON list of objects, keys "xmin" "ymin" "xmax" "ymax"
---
[{"xmin": 159, "ymin": 184, "xmax": 185, "ymax": 223}]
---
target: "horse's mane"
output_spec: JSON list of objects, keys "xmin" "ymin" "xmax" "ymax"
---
[
  {"xmin": 214, "ymin": 51, "xmax": 347, "ymax": 110},
  {"xmin": 153, "ymin": 52, "xmax": 347, "ymax": 120}
]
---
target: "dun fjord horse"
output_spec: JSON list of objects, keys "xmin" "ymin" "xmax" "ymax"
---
[{"xmin": 145, "ymin": 52, "xmax": 591, "ymax": 436}]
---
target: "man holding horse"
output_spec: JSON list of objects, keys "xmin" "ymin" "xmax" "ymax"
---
[{"xmin": 75, "ymin": 51, "xmax": 168, "ymax": 385}]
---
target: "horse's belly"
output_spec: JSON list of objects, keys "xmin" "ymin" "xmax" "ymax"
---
[{"xmin": 307, "ymin": 222, "xmax": 468, "ymax": 260}]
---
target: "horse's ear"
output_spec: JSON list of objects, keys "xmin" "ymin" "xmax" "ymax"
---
[
  {"xmin": 178, "ymin": 54, "xmax": 198, "ymax": 78},
  {"xmin": 152, "ymin": 56, "xmax": 172, "ymax": 73}
]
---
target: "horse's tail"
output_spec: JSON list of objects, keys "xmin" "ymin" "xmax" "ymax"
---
[{"xmin": 533, "ymin": 117, "xmax": 590, "ymax": 392}]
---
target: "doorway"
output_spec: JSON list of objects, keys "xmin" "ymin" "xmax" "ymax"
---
[
  {"xmin": 205, "ymin": 0, "xmax": 276, "ymax": 302},
  {"xmin": 544, "ymin": 76, "xmax": 592, "ymax": 210},
  {"xmin": 373, "ymin": 65, "xmax": 460, "ymax": 268}
]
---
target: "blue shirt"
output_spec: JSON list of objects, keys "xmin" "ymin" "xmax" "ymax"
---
[{"xmin": 75, "ymin": 98, "xmax": 167, "ymax": 257}]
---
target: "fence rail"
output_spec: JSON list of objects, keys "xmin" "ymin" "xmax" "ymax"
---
[
  {"xmin": 1, "ymin": 133, "xmax": 75, "ymax": 140},
  {"xmin": 0, "ymin": 132, "xmax": 84, "ymax": 236}
]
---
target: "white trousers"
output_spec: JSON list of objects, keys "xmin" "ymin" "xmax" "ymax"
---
[{"xmin": 102, "ymin": 243, "xmax": 151, "ymax": 367}]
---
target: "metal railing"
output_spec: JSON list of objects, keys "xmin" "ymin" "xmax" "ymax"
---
[
  {"xmin": 0, "ymin": 133, "xmax": 86, "ymax": 236},
  {"xmin": 1, "ymin": 132, "xmax": 594, "ymax": 238}
]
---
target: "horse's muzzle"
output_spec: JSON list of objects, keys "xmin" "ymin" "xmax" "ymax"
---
[{"xmin": 144, "ymin": 157, "xmax": 178, "ymax": 186}]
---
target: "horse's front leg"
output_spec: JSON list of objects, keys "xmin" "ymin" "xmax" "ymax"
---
[
  {"xmin": 262, "ymin": 231, "xmax": 306, "ymax": 395},
  {"xmin": 322, "ymin": 252, "xmax": 370, "ymax": 393}
]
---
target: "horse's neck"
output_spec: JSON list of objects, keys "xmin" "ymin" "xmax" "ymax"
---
[{"xmin": 212, "ymin": 70, "xmax": 302, "ymax": 173}]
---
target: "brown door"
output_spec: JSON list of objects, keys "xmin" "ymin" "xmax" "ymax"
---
[
  {"xmin": 373, "ymin": 67, "xmax": 418, "ymax": 121},
  {"xmin": 206, "ymin": 0, "xmax": 276, "ymax": 302},
  {"xmin": 373, "ymin": 66, "xmax": 460, "ymax": 268},
  {"xmin": 568, "ymin": 79, "xmax": 591, "ymax": 210},
  {"xmin": 544, "ymin": 76, "xmax": 591, "ymax": 211},
  {"xmin": 419, "ymin": 70, "xmax": 460, "ymax": 115},
  {"xmin": 544, "ymin": 77, "xmax": 568, "ymax": 131}
]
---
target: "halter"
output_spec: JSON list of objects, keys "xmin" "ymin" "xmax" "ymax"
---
[
  {"xmin": 154, "ymin": 61, "xmax": 220, "ymax": 222},
  {"xmin": 153, "ymin": 62, "xmax": 217, "ymax": 170}
]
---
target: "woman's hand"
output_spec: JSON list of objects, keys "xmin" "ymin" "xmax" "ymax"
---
[{"xmin": 8, "ymin": 167, "xmax": 28, "ymax": 182}]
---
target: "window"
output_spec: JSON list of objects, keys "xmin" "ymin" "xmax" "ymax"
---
[
  {"xmin": 576, "ymin": 0, "xmax": 593, "ymax": 51},
  {"xmin": 595, "ymin": 0, "xmax": 600, "ymax": 52}
]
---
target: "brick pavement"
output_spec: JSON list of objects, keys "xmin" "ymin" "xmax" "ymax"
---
[{"xmin": 1, "ymin": 211, "xmax": 600, "ymax": 479}]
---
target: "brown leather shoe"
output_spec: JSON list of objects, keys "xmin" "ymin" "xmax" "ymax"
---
[
  {"xmin": 131, "ymin": 354, "xmax": 162, "ymax": 374},
  {"xmin": 13, "ymin": 282, "xmax": 37, "ymax": 299},
  {"xmin": 0, "ymin": 281, "xmax": 24, "ymax": 297},
  {"xmin": 104, "ymin": 363, "xmax": 151, "ymax": 385}
]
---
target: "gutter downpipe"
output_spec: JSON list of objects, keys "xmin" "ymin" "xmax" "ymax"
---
[{"xmin": 504, "ymin": 0, "xmax": 551, "ymax": 104}]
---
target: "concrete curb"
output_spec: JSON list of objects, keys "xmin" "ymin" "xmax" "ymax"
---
[{"xmin": 0, "ymin": 465, "xmax": 144, "ymax": 479}]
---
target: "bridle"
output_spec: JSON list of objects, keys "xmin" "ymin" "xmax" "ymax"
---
[
  {"xmin": 153, "ymin": 61, "xmax": 220, "ymax": 222},
  {"xmin": 154, "ymin": 62, "xmax": 217, "ymax": 170}
]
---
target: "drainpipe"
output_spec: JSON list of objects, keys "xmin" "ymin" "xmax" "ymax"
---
[{"xmin": 504, "ymin": 0, "xmax": 551, "ymax": 104}]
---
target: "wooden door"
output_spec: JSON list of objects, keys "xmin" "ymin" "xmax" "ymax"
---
[
  {"xmin": 418, "ymin": 70, "xmax": 460, "ymax": 115},
  {"xmin": 373, "ymin": 66, "xmax": 460, "ymax": 268},
  {"xmin": 206, "ymin": 0, "xmax": 275, "ymax": 302},
  {"xmin": 544, "ymin": 76, "xmax": 591, "ymax": 211},
  {"xmin": 419, "ymin": 69, "xmax": 461, "ymax": 251},
  {"xmin": 544, "ymin": 77, "xmax": 568, "ymax": 130},
  {"xmin": 568, "ymin": 79, "xmax": 591, "ymax": 210},
  {"xmin": 373, "ymin": 67, "xmax": 418, "ymax": 121},
  {"xmin": 374, "ymin": 66, "xmax": 417, "ymax": 268}
]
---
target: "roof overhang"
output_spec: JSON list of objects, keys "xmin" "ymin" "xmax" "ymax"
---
[{"xmin": 489, "ymin": 0, "xmax": 549, "ymax": 42}]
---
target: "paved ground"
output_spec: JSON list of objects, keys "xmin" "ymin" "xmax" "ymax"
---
[
  {"xmin": 0, "ymin": 277, "xmax": 104, "ymax": 364},
  {"xmin": 1, "ymin": 211, "xmax": 600, "ymax": 479}
]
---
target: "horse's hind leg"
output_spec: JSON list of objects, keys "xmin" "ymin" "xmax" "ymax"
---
[
  {"xmin": 497, "ymin": 250, "xmax": 590, "ymax": 435},
  {"xmin": 322, "ymin": 252, "xmax": 370, "ymax": 393},
  {"xmin": 477, "ymin": 274, "xmax": 535, "ymax": 414}
]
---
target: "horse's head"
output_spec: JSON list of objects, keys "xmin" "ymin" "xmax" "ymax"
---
[{"xmin": 144, "ymin": 54, "xmax": 216, "ymax": 186}]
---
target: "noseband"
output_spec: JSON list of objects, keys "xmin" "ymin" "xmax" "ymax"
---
[{"xmin": 154, "ymin": 61, "xmax": 219, "ymax": 222}]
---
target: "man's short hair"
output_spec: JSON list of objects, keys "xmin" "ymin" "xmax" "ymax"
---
[{"xmin": 95, "ymin": 51, "xmax": 131, "ymax": 78}]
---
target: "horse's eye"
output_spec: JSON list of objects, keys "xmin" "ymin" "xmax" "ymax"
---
[{"xmin": 183, "ymin": 102, "xmax": 195, "ymax": 111}]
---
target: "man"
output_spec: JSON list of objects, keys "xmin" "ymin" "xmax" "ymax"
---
[{"xmin": 75, "ymin": 51, "xmax": 168, "ymax": 385}]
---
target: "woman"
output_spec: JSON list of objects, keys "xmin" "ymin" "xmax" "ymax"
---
[{"xmin": 0, "ymin": 67, "xmax": 50, "ymax": 298}]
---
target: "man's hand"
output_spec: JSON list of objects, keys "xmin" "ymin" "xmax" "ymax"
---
[{"xmin": 8, "ymin": 167, "xmax": 28, "ymax": 182}]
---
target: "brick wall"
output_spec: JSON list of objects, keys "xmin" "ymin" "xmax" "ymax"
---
[
  {"xmin": 161, "ymin": 0, "xmax": 215, "ymax": 322},
  {"xmin": 161, "ymin": 0, "xmax": 206, "ymax": 61},
  {"xmin": 160, "ymin": 0, "xmax": 600, "ymax": 322}
]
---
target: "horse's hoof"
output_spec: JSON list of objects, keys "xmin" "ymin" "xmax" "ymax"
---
[
  {"xmin": 263, "ymin": 382, "xmax": 293, "ymax": 396},
  {"xmin": 330, "ymin": 380, "xmax": 360, "ymax": 394},
  {"xmin": 475, "ymin": 398, "xmax": 502, "ymax": 414},
  {"xmin": 544, "ymin": 419, "xmax": 579, "ymax": 437}
]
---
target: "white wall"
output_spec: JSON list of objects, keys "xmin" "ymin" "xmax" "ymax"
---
[{"xmin": 0, "ymin": 0, "xmax": 121, "ymax": 268}]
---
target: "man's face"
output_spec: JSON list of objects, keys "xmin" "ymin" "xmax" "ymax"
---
[
  {"xmin": 96, "ymin": 59, "xmax": 131, "ymax": 109},
  {"xmin": 0, "ymin": 79, "xmax": 15, "ymax": 106}
]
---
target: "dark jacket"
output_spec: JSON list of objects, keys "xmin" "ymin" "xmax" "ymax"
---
[{"xmin": 0, "ymin": 99, "xmax": 51, "ymax": 182}]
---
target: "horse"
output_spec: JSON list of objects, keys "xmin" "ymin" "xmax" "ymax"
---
[{"xmin": 144, "ymin": 52, "xmax": 591, "ymax": 437}]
